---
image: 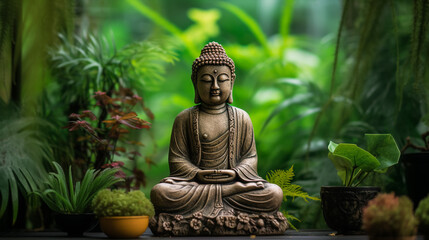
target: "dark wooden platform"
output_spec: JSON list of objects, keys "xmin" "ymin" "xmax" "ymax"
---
[{"xmin": 0, "ymin": 229, "xmax": 425, "ymax": 240}]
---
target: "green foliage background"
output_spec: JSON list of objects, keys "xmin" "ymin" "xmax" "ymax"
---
[{"xmin": 1, "ymin": 0, "xmax": 428, "ymax": 230}]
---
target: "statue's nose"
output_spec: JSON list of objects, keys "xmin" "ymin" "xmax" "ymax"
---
[{"xmin": 211, "ymin": 80, "xmax": 220, "ymax": 90}]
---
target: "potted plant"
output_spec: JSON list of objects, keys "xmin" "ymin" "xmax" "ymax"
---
[
  {"xmin": 401, "ymin": 131, "xmax": 429, "ymax": 207},
  {"xmin": 34, "ymin": 162, "xmax": 123, "ymax": 236},
  {"xmin": 321, "ymin": 134, "xmax": 400, "ymax": 234},
  {"xmin": 92, "ymin": 189, "xmax": 155, "ymax": 238},
  {"xmin": 416, "ymin": 194, "xmax": 429, "ymax": 239},
  {"xmin": 362, "ymin": 193, "xmax": 418, "ymax": 240}
]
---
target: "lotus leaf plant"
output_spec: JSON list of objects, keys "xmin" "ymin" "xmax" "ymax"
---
[{"xmin": 328, "ymin": 134, "xmax": 400, "ymax": 187}]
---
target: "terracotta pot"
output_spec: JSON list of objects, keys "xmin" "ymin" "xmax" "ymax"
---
[
  {"xmin": 99, "ymin": 216, "xmax": 149, "ymax": 238},
  {"xmin": 54, "ymin": 213, "xmax": 97, "ymax": 237},
  {"xmin": 320, "ymin": 186, "xmax": 380, "ymax": 234},
  {"xmin": 402, "ymin": 152, "xmax": 429, "ymax": 208}
]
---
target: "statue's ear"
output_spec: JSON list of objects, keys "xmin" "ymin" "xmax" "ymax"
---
[
  {"xmin": 227, "ymin": 90, "xmax": 233, "ymax": 104},
  {"xmin": 227, "ymin": 79, "xmax": 234, "ymax": 104},
  {"xmin": 194, "ymin": 86, "xmax": 201, "ymax": 104}
]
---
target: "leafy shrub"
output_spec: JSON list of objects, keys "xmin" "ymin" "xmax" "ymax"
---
[
  {"xmin": 0, "ymin": 108, "xmax": 53, "ymax": 224},
  {"xmin": 50, "ymin": 33, "xmax": 176, "ymax": 183},
  {"xmin": 362, "ymin": 193, "xmax": 417, "ymax": 237},
  {"xmin": 34, "ymin": 162, "xmax": 123, "ymax": 214},
  {"xmin": 416, "ymin": 195, "xmax": 429, "ymax": 236},
  {"xmin": 64, "ymin": 90, "xmax": 152, "ymax": 190},
  {"xmin": 92, "ymin": 189, "xmax": 154, "ymax": 217}
]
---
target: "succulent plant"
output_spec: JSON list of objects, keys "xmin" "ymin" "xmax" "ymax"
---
[
  {"xmin": 416, "ymin": 195, "xmax": 429, "ymax": 236},
  {"xmin": 362, "ymin": 193, "xmax": 418, "ymax": 237},
  {"xmin": 92, "ymin": 189, "xmax": 155, "ymax": 217}
]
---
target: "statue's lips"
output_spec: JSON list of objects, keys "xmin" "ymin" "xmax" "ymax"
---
[{"xmin": 210, "ymin": 91, "xmax": 220, "ymax": 96}]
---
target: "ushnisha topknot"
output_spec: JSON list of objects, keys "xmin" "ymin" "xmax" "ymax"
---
[{"xmin": 191, "ymin": 42, "xmax": 236, "ymax": 84}]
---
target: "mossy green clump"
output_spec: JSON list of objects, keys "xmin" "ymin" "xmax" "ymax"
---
[
  {"xmin": 416, "ymin": 195, "xmax": 429, "ymax": 236},
  {"xmin": 362, "ymin": 193, "xmax": 418, "ymax": 237},
  {"xmin": 92, "ymin": 189, "xmax": 155, "ymax": 217}
]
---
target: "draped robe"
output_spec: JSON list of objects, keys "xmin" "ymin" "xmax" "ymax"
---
[{"xmin": 151, "ymin": 105, "xmax": 282, "ymax": 217}]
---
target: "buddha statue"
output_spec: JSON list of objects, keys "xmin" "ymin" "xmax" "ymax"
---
[{"xmin": 150, "ymin": 42, "xmax": 288, "ymax": 236}]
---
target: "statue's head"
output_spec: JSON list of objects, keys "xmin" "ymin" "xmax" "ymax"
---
[{"xmin": 191, "ymin": 42, "xmax": 236, "ymax": 105}]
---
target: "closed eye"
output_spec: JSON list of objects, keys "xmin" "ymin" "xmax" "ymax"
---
[
  {"xmin": 218, "ymin": 74, "xmax": 229, "ymax": 82},
  {"xmin": 200, "ymin": 75, "xmax": 212, "ymax": 82}
]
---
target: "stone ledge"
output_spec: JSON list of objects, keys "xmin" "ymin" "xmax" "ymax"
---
[{"xmin": 150, "ymin": 211, "xmax": 289, "ymax": 236}]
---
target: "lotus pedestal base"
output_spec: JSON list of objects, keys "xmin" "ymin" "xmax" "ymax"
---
[{"xmin": 150, "ymin": 211, "xmax": 288, "ymax": 236}]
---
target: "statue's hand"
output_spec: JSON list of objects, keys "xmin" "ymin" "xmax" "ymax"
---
[
  {"xmin": 256, "ymin": 181, "xmax": 264, "ymax": 189},
  {"xmin": 162, "ymin": 178, "xmax": 175, "ymax": 184},
  {"xmin": 197, "ymin": 169, "xmax": 236, "ymax": 183},
  {"xmin": 217, "ymin": 169, "xmax": 236, "ymax": 178}
]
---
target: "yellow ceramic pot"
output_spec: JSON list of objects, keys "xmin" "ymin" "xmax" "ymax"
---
[{"xmin": 99, "ymin": 216, "xmax": 149, "ymax": 239}]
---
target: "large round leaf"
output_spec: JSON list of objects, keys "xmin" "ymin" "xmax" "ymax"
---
[
  {"xmin": 328, "ymin": 141, "xmax": 338, "ymax": 153},
  {"xmin": 328, "ymin": 152, "xmax": 352, "ymax": 185},
  {"xmin": 365, "ymin": 134, "xmax": 400, "ymax": 172},
  {"xmin": 333, "ymin": 143, "xmax": 380, "ymax": 172}
]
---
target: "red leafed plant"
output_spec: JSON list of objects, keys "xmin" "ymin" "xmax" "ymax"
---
[{"xmin": 64, "ymin": 88, "xmax": 154, "ymax": 190}]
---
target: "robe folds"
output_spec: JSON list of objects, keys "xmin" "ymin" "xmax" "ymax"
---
[{"xmin": 151, "ymin": 105, "xmax": 283, "ymax": 217}]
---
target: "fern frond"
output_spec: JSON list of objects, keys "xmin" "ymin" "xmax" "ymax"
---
[
  {"xmin": 266, "ymin": 167, "xmax": 294, "ymax": 189},
  {"xmin": 282, "ymin": 210, "xmax": 301, "ymax": 231},
  {"xmin": 266, "ymin": 166, "xmax": 320, "ymax": 202}
]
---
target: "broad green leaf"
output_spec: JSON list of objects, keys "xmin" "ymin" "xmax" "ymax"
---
[
  {"xmin": 328, "ymin": 141, "xmax": 338, "ymax": 153},
  {"xmin": 333, "ymin": 143, "xmax": 380, "ymax": 172},
  {"xmin": 328, "ymin": 152, "xmax": 352, "ymax": 184},
  {"xmin": 365, "ymin": 134, "xmax": 400, "ymax": 171}
]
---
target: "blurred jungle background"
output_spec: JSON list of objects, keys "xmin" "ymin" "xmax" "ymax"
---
[{"xmin": 1, "ymin": 0, "xmax": 428, "ymax": 230}]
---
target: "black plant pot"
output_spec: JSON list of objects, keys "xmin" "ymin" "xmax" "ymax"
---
[
  {"xmin": 320, "ymin": 186, "xmax": 380, "ymax": 234},
  {"xmin": 402, "ymin": 152, "xmax": 429, "ymax": 208},
  {"xmin": 54, "ymin": 213, "xmax": 98, "ymax": 237}
]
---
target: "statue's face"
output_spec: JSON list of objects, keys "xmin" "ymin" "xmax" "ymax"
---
[{"xmin": 197, "ymin": 65, "xmax": 232, "ymax": 106}]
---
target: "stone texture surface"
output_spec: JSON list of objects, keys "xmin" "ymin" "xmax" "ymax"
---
[{"xmin": 150, "ymin": 211, "xmax": 288, "ymax": 236}]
